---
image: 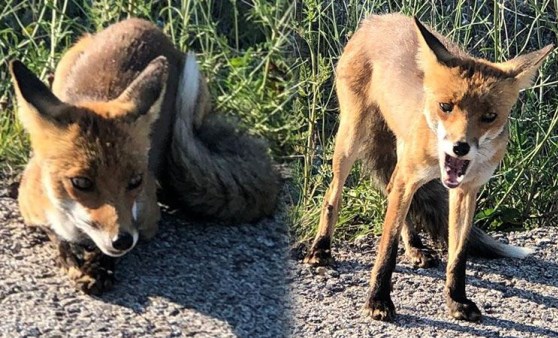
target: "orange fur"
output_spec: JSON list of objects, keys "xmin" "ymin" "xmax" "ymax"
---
[
  {"xmin": 10, "ymin": 18, "xmax": 280, "ymax": 294},
  {"xmin": 305, "ymin": 13, "xmax": 553, "ymax": 322}
]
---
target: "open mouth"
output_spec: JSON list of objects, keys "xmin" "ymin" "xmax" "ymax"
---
[{"xmin": 442, "ymin": 154, "xmax": 470, "ymax": 188}]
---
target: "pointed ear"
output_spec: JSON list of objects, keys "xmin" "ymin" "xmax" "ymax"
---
[
  {"xmin": 115, "ymin": 56, "xmax": 168, "ymax": 126},
  {"xmin": 414, "ymin": 17, "xmax": 456, "ymax": 68},
  {"xmin": 498, "ymin": 44, "xmax": 554, "ymax": 90},
  {"xmin": 9, "ymin": 60, "xmax": 73, "ymax": 132}
]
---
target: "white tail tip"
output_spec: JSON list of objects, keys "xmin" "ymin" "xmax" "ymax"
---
[
  {"xmin": 176, "ymin": 52, "xmax": 200, "ymax": 115},
  {"xmin": 503, "ymin": 245, "xmax": 535, "ymax": 259}
]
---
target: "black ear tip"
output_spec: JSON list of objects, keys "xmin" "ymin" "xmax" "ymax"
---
[
  {"xmin": 9, "ymin": 60, "xmax": 25, "ymax": 75},
  {"xmin": 412, "ymin": 16, "xmax": 454, "ymax": 64},
  {"xmin": 413, "ymin": 16, "xmax": 428, "ymax": 33},
  {"xmin": 9, "ymin": 59, "xmax": 23, "ymax": 68},
  {"xmin": 9, "ymin": 60, "xmax": 35, "ymax": 83}
]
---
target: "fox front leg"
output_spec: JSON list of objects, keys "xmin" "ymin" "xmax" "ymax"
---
[
  {"xmin": 364, "ymin": 165, "xmax": 422, "ymax": 321},
  {"xmin": 445, "ymin": 186, "xmax": 481, "ymax": 321},
  {"xmin": 57, "ymin": 240, "xmax": 116, "ymax": 295},
  {"xmin": 304, "ymin": 119, "xmax": 362, "ymax": 266}
]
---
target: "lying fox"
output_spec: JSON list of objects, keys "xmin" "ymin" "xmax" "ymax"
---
[
  {"xmin": 10, "ymin": 18, "xmax": 279, "ymax": 294},
  {"xmin": 305, "ymin": 13, "xmax": 552, "ymax": 321}
]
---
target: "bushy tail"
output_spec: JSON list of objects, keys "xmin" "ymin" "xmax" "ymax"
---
[
  {"xmin": 362, "ymin": 118, "xmax": 532, "ymax": 259},
  {"xmin": 163, "ymin": 53, "xmax": 280, "ymax": 223},
  {"xmin": 467, "ymin": 226, "xmax": 534, "ymax": 258},
  {"xmin": 407, "ymin": 180, "xmax": 533, "ymax": 259}
]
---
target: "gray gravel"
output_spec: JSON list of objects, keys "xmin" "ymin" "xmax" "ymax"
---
[
  {"xmin": 2, "ymin": 191, "xmax": 558, "ymax": 338},
  {"xmin": 0, "ymin": 196, "xmax": 291, "ymax": 337},
  {"xmin": 290, "ymin": 228, "xmax": 558, "ymax": 337}
]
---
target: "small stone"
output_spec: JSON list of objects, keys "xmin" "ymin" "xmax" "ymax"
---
[{"xmin": 536, "ymin": 238, "xmax": 552, "ymax": 246}]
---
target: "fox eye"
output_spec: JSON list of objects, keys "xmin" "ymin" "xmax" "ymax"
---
[
  {"xmin": 127, "ymin": 174, "xmax": 143, "ymax": 190},
  {"xmin": 71, "ymin": 177, "xmax": 94, "ymax": 191},
  {"xmin": 439, "ymin": 102, "xmax": 454, "ymax": 113},
  {"xmin": 481, "ymin": 112, "xmax": 497, "ymax": 123}
]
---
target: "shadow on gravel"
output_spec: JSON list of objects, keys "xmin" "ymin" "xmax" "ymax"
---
[
  {"xmin": 96, "ymin": 212, "xmax": 291, "ymax": 337},
  {"xmin": 397, "ymin": 314, "xmax": 558, "ymax": 337},
  {"xmin": 324, "ymin": 242, "xmax": 558, "ymax": 311},
  {"xmin": 325, "ymin": 236, "xmax": 558, "ymax": 310},
  {"xmin": 399, "ymin": 256, "xmax": 558, "ymax": 310}
]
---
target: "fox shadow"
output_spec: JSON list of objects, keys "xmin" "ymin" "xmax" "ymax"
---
[
  {"xmin": 98, "ymin": 212, "xmax": 291, "ymax": 337},
  {"xmin": 394, "ymin": 314, "xmax": 558, "ymax": 337},
  {"xmin": 299, "ymin": 235, "xmax": 558, "ymax": 336},
  {"xmin": 414, "ymin": 253, "xmax": 558, "ymax": 309},
  {"xmin": 318, "ymin": 234, "xmax": 558, "ymax": 319}
]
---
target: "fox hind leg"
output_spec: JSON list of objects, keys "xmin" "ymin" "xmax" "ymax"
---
[{"xmin": 401, "ymin": 219, "xmax": 438, "ymax": 268}]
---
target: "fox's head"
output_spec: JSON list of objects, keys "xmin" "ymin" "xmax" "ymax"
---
[
  {"xmin": 414, "ymin": 17, "xmax": 553, "ymax": 189},
  {"xmin": 10, "ymin": 57, "xmax": 168, "ymax": 256}
]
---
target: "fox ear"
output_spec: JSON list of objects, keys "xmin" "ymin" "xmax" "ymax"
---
[
  {"xmin": 414, "ymin": 17, "xmax": 456, "ymax": 67},
  {"xmin": 10, "ymin": 60, "xmax": 73, "ymax": 131},
  {"xmin": 115, "ymin": 56, "xmax": 168, "ymax": 126},
  {"xmin": 498, "ymin": 44, "xmax": 554, "ymax": 90}
]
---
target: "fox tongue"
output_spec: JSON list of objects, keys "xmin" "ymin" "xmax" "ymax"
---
[
  {"xmin": 446, "ymin": 168, "xmax": 460, "ymax": 185},
  {"xmin": 444, "ymin": 155, "xmax": 468, "ymax": 186}
]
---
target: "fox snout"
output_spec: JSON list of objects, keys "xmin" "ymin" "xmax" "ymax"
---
[
  {"xmin": 84, "ymin": 216, "xmax": 139, "ymax": 257},
  {"xmin": 445, "ymin": 138, "xmax": 478, "ymax": 160},
  {"xmin": 452, "ymin": 141, "xmax": 470, "ymax": 157},
  {"xmin": 53, "ymin": 197, "xmax": 140, "ymax": 257},
  {"xmin": 87, "ymin": 204, "xmax": 140, "ymax": 257},
  {"xmin": 109, "ymin": 230, "xmax": 137, "ymax": 254},
  {"xmin": 437, "ymin": 127, "xmax": 478, "ymax": 161},
  {"xmin": 111, "ymin": 226, "xmax": 136, "ymax": 251},
  {"xmin": 437, "ymin": 128, "xmax": 478, "ymax": 189}
]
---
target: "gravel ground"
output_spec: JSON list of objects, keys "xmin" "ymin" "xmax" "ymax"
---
[
  {"xmin": 0, "ymin": 195, "xmax": 291, "ymax": 338},
  {"xmin": 1, "ymin": 189, "xmax": 557, "ymax": 338},
  {"xmin": 290, "ymin": 229, "xmax": 558, "ymax": 337}
]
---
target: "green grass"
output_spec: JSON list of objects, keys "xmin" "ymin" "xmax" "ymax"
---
[
  {"xmin": 1, "ymin": 1, "xmax": 557, "ymax": 241},
  {"xmin": 0, "ymin": 0, "xmax": 297, "ymax": 168},
  {"xmin": 289, "ymin": 0, "xmax": 558, "ymax": 241}
]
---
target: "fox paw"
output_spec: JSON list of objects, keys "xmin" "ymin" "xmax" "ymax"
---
[
  {"xmin": 447, "ymin": 298, "xmax": 481, "ymax": 322},
  {"xmin": 58, "ymin": 242, "xmax": 116, "ymax": 295},
  {"xmin": 363, "ymin": 298, "xmax": 396, "ymax": 322},
  {"xmin": 405, "ymin": 247, "xmax": 438, "ymax": 269},
  {"xmin": 304, "ymin": 236, "xmax": 334, "ymax": 266},
  {"xmin": 70, "ymin": 264, "xmax": 115, "ymax": 295},
  {"xmin": 304, "ymin": 247, "xmax": 334, "ymax": 266}
]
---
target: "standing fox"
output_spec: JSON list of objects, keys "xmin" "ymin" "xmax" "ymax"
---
[
  {"xmin": 305, "ymin": 14, "xmax": 552, "ymax": 321},
  {"xmin": 10, "ymin": 19, "xmax": 279, "ymax": 294}
]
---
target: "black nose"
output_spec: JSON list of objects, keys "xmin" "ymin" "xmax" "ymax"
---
[
  {"xmin": 453, "ymin": 142, "xmax": 470, "ymax": 157},
  {"xmin": 112, "ymin": 232, "xmax": 134, "ymax": 251}
]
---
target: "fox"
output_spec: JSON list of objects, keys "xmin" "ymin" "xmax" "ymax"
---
[
  {"xmin": 10, "ymin": 18, "xmax": 280, "ymax": 294},
  {"xmin": 304, "ymin": 13, "xmax": 553, "ymax": 322}
]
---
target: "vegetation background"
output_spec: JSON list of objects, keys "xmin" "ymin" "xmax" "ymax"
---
[{"xmin": 1, "ymin": 0, "xmax": 557, "ymax": 242}]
